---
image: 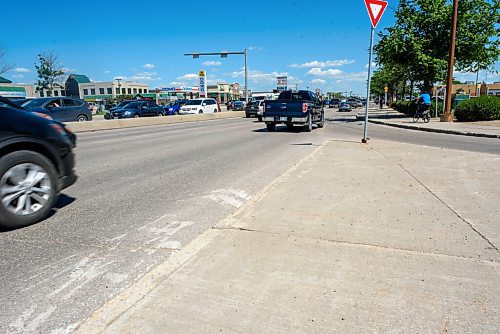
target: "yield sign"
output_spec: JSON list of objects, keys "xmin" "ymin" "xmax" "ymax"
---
[{"xmin": 364, "ymin": 0, "xmax": 388, "ymax": 28}]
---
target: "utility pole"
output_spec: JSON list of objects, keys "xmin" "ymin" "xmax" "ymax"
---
[{"xmin": 442, "ymin": 0, "xmax": 459, "ymax": 122}]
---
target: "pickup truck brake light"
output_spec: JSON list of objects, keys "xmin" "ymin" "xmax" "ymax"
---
[{"xmin": 302, "ymin": 103, "xmax": 308, "ymax": 113}]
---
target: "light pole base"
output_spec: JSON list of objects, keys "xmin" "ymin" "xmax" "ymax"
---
[
  {"xmin": 361, "ymin": 138, "xmax": 370, "ymax": 144},
  {"xmin": 440, "ymin": 113, "xmax": 454, "ymax": 122}
]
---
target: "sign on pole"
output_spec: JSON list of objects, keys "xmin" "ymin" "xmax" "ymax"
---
[
  {"xmin": 364, "ymin": 0, "xmax": 388, "ymax": 28},
  {"xmin": 199, "ymin": 70, "xmax": 207, "ymax": 98},
  {"xmin": 362, "ymin": 0, "xmax": 388, "ymax": 143}
]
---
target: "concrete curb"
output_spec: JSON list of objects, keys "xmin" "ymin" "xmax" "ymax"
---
[
  {"xmin": 368, "ymin": 119, "xmax": 500, "ymax": 139},
  {"xmin": 66, "ymin": 111, "xmax": 245, "ymax": 133}
]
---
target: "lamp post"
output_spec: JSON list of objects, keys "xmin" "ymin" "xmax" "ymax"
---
[
  {"xmin": 185, "ymin": 50, "xmax": 249, "ymax": 103},
  {"xmin": 442, "ymin": 0, "xmax": 459, "ymax": 122},
  {"xmin": 115, "ymin": 78, "xmax": 122, "ymax": 101}
]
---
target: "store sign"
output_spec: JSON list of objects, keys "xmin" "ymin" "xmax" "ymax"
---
[
  {"xmin": 277, "ymin": 76, "xmax": 287, "ymax": 91},
  {"xmin": 199, "ymin": 71, "xmax": 207, "ymax": 97},
  {"xmin": 0, "ymin": 90, "xmax": 26, "ymax": 97}
]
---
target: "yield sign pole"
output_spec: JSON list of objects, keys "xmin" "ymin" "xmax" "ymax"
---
[{"xmin": 362, "ymin": 0, "xmax": 388, "ymax": 144}]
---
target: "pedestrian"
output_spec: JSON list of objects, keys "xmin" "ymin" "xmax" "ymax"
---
[{"xmin": 379, "ymin": 96, "xmax": 384, "ymax": 109}]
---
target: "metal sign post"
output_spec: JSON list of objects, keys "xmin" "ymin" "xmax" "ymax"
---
[
  {"xmin": 362, "ymin": 26, "xmax": 375, "ymax": 144},
  {"xmin": 362, "ymin": 0, "xmax": 388, "ymax": 143}
]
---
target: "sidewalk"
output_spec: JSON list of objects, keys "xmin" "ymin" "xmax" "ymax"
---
[
  {"xmin": 362, "ymin": 106, "xmax": 500, "ymax": 139},
  {"xmin": 76, "ymin": 140, "xmax": 500, "ymax": 333}
]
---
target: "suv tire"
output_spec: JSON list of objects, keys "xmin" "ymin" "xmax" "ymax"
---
[{"xmin": 0, "ymin": 151, "xmax": 58, "ymax": 229}]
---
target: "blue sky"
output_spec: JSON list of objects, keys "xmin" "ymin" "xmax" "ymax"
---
[{"xmin": 2, "ymin": 0, "xmax": 498, "ymax": 95}]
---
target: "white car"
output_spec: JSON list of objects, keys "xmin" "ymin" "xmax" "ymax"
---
[
  {"xmin": 256, "ymin": 100, "xmax": 265, "ymax": 121},
  {"xmin": 179, "ymin": 98, "xmax": 219, "ymax": 114}
]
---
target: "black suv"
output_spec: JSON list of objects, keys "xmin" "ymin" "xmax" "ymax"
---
[
  {"xmin": 111, "ymin": 100, "xmax": 164, "ymax": 119},
  {"xmin": 20, "ymin": 97, "xmax": 92, "ymax": 122},
  {"xmin": 0, "ymin": 97, "xmax": 77, "ymax": 228}
]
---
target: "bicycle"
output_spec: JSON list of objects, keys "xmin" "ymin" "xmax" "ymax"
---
[{"xmin": 413, "ymin": 104, "xmax": 431, "ymax": 123}]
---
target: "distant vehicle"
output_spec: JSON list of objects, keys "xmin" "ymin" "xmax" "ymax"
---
[
  {"xmin": 21, "ymin": 97, "xmax": 92, "ymax": 122},
  {"xmin": 262, "ymin": 90, "xmax": 324, "ymax": 132},
  {"xmin": 329, "ymin": 98, "xmax": 341, "ymax": 108},
  {"xmin": 245, "ymin": 100, "xmax": 265, "ymax": 120},
  {"xmin": 0, "ymin": 97, "xmax": 77, "ymax": 228},
  {"xmin": 163, "ymin": 100, "xmax": 186, "ymax": 115},
  {"xmin": 226, "ymin": 100, "xmax": 236, "ymax": 110},
  {"xmin": 346, "ymin": 98, "xmax": 359, "ymax": 108},
  {"xmin": 232, "ymin": 101, "xmax": 245, "ymax": 111},
  {"xmin": 179, "ymin": 98, "xmax": 219, "ymax": 114},
  {"xmin": 339, "ymin": 102, "xmax": 352, "ymax": 112},
  {"xmin": 256, "ymin": 100, "xmax": 265, "ymax": 122},
  {"xmin": 110, "ymin": 100, "xmax": 164, "ymax": 118}
]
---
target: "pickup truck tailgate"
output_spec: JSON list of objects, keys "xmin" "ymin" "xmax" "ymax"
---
[{"xmin": 263, "ymin": 100, "xmax": 305, "ymax": 117}]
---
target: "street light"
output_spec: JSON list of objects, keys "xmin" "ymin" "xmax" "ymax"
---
[{"xmin": 184, "ymin": 50, "xmax": 249, "ymax": 103}]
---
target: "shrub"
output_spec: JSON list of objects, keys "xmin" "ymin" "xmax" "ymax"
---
[{"xmin": 454, "ymin": 96, "xmax": 500, "ymax": 122}]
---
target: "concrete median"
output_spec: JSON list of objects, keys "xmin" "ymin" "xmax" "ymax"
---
[{"xmin": 66, "ymin": 111, "xmax": 245, "ymax": 133}]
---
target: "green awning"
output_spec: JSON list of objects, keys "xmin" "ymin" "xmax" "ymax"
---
[{"xmin": 0, "ymin": 86, "xmax": 26, "ymax": 92}]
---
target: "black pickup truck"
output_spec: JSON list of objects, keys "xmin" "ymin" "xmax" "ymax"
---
[{"xmin": 262, "ymin": 90, "xmax": 324, "ymax": 132}]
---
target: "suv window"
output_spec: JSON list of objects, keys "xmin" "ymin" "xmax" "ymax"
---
[
  {"xmin": 46, "ymin": 99, "xmax": 63, "ymax": 108},
  {"xmin": 63, "ymin": 99, "xmax": 78, "ymax": 107}
]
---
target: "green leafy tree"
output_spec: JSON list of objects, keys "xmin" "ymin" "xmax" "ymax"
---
[
  {"xmin": 375, "ymin": 0, "xmax": 500, "ymax": 92},
  {"xmin": 35, "ymin": 52, "xmax": 65, "ymax": 96}
]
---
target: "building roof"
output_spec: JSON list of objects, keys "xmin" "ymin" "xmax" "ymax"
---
[
  {"xmin": 68, "ymin": 74, "xmax": 91, "ymax": 84},
  {"xmin": 0, "ymin": 76, "xmax": 13, "ymax": 84}
]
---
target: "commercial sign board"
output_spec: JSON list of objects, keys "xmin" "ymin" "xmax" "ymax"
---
[
  {"xmin": 277, "ymin": 76, "xmax": 287, "ymax": 91},
  {"xmin": 0, "ymin": 88, "xmax": 27, "ymax": 98},
  {"xmin": 199, "ymin": 71, "xmax": 207, "ymax": 97}
]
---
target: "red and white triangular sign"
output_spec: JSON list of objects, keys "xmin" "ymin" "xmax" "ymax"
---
[{"xmin": 364, "ymin": 0, "xmax": 388, "ymax": 28}]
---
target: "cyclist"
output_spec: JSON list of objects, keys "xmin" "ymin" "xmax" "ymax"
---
[{"xmin": 416, "ymin": 89, "xmax": 431, "ymax": 116}]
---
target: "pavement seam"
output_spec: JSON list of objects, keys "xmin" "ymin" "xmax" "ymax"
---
[
  {"xmin": 213, "ymin": 226, "xmax": 499, "ymax": 265},
  {"xmin": 372, "ymin": 148, "xmax": 499, "ymax": 254}
]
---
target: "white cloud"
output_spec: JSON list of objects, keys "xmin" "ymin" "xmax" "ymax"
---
[
  {"xmin": 169, "ymin": 81, "xmax": 186, "ymax": 86},
  {"xmin": 104, "ymin": 70, "xmax": 111, "ymax": 74},
  {"xmin": 248, "ymin": 46, "xmax": 263, "ymax": 51},
  {"xmin": 365, "ymin": 62, "xmax": 377, "ymax": 69},
  {"xmin": 203, "ymin": 61, "xmax": 222, "ymax": 66},
  {"xmin": 307, "ymin": 68, "xmax": 343, "ymax": 77},
  {"xmin": 177, "ymin": 73, "xmax": 198, "ymax": 81},
  {"xmin": 290, "ymin": 59, "xmax": 355, "ymax": 68},
  {"xmin": 311, "ymin": 79, "xmax": 326, "ymax": 85},
  {"xmin": 12, "ymin": 74, "xmax": 24, "ymax": 78},
  {"xmin": 136, "ymin": 71, "xmax": 157, "ymax": 76},
  {"xmin": 143, "ymin": 64, "xmax": 155, "ymax": 69},
  {"xmin": 228, "ymin": 69, "xmax": 298, "ymax": 84},
  {"xmin": 14, "ymin": 67, "xmax": 31, "ymax": 73}
]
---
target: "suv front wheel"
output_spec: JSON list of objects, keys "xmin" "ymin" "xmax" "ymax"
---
[{"xmin": 0, "ymin": 151, "xmax": 58, "ymax": 228}]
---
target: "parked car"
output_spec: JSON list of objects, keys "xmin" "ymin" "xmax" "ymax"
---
[
  {"xmin": 110, "ymin": 100, "xmax": 164, "ymax": 119},
  {"xmin": 20, "ymin": 97, "xmax": 92, "ymax": 122},
  {"xmin": 232, "ymin": 101, "xmax": 245, "ymax": 111},
  {"xmin": 163, "ymin": 100, "xmax": 186, "ymax": 115},
  {"xmin": 0, "ymin": 97, "xmax": 77, "ymax": 228},
  {"xmin": 329, "ymin": 98, "xmax": 341, "ymax": 108},
  {"xmin": 339, "ymin": 102, "xmax": 352, "ymax": 112},
  {"xmin": 226, "ymin": 100, "xmax": 237, "ymax": 110},
  {"xmin": 179, "ymin": 98, "xmax": 219, "ymax": 114},
  {"xmin": 262, "ymin": 90, "xmax": 324, "ymax": 132}
]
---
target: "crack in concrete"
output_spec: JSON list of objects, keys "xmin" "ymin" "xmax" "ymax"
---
[
  {"xmin": 373, "ymin": 148, "xmax": 499, "ymax": 254},
  {"xmin": 216, "ymin": 225, "xmax": 499, "ymax": 265}
]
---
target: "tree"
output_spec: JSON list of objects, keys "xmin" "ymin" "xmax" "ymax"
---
[
  {"xmin": 35, "ymin": 52, "xmax": 65, "ymax": 96},
  {"xmin": 375, "ymin": 0, "xmax": 500, "ymax": 92},
  {"xmin": 0, "ymin": 47, "xmax": 14, "ymax": 75}
]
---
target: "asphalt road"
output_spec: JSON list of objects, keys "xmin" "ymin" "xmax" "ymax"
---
[{"xmin": 1, "ymin": 110, "xmax": 499, "ymax": 334}]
